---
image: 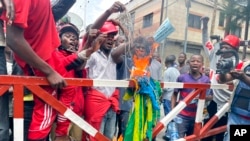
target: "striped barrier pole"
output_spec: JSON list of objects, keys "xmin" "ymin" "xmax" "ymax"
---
[
  {"xmin": 193, "ymin": 89, "xmax": 206, "ymax": 139},
  {"xmin": 199, "ymin": 102, "xmax": 230, "ymax": 137},
  {"xmin": 176, "ymin": 98, "xmax": 230, "ymax": 141},
  {"xmin": 26, "ymin": 85, "xmax": 110, "ymax": 141},
  {"xmin": 152, "ymin": 89, "xmax": 201, "ymax": 138},
  {"xmin": 13, "ymin": 85, "xmax": 24, "ymax": 141}
]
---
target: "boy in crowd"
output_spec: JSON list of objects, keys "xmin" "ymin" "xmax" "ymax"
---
[{"xmin": 171, "ymin": 54, "xmax": 210, "ymax": 138}]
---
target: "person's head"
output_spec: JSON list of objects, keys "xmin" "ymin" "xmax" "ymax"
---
[
  {"xmin": 165, "ymin": 55, "xmax": 176, "ymax": 67},
  {"xmin": 189, "ymin": 54, "xmax": 204, "ymax": 73},
  {"xmin": 220, "ymin": 34, "xmax": 240, "ymax": 58},
  {"xmin": 132, "ymin": 36, "xmax": 151, "ymax": 58},
  {"xmin": 56, "ymin": 15, "xmax": 71, "ymax": 31},
  {"xmin": 152, "ymin": 52, "xmax": 161, "ymax": 63},
  {"xmin": 178, "ymin": 52, "xmax": 187, "ymax": 65},
  {"xmin": 99, "ymin": 21, "xmax": 118, "ymax": 53},
  {"xmin": 204, "ymin": 67, "xmax": 210, "ymax": 77},
  {"xmin": 59, "ymin": 23, "xmax": 80, "ymax": 53}
]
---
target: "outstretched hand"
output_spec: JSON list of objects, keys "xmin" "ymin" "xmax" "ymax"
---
[
  {"xmin": 230, "ymin": 69, "xmax": 245, "ymax": 80},
  {"xmin": 108, "ymin": 1, "xmax": 126, "ymax": 13},
  {"xmin": 0, "ymin": 0, "xmax": 15, "ymax": 25},
  {"xmin": 46, "ymin": 70, "xmax": 67, "ymax": 89}
]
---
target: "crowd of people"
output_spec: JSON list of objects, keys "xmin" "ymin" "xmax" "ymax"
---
[{"xmin": 0, "ymin": 0, "xmax": 250, "ymax": 141}]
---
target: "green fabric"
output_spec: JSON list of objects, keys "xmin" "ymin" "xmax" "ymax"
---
[{"xmin": 123, "ymin": 79, "xmax": 162, "ymax": 141}]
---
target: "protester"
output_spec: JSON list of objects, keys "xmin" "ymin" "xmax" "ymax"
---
[
  {"xmin": 171, "ymin": 54, "xmax": 210, "ymax": 138},
  {"xmin": 177, "ymin": 52, "xmax": 190, "ymax": 74},
  {"xmin": 82, "ymin": 2, "xmax": 126, "ymax": 141},
  {"xmin": 162, "ymin": 55, "xmax": 180, "ymax": 140},
  {"xmin": 52, "ymin": 23, "xmax": 86, "ymax": 141},
  {"xmin": 201, "ymin": 17, "xmax": 241, "ymax": 141}
]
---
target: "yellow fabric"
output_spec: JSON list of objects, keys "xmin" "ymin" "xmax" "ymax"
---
[
  {"xmin": 133, "ymin": 94, "xmax": 140, "ymax": 141},
  {"xmin": 23, "ymin": 94, "xmax": 34, "ymax": 101}
]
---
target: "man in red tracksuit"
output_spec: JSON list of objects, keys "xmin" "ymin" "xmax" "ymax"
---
[{"xmin": 52, "ymin": 23, "xmax": 86, "ymax": 141}]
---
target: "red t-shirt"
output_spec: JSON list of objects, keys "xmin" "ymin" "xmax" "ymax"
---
[{"xmin": 1, "ymin": 0, "xmax": 60, "ymax": 68}]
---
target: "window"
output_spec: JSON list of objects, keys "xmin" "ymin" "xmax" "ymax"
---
[
  {"xmin": 219, "ymin": 12, "xmax": 225, "ymax": 27},
  {"xmin": 143, "ymin": 13, "xmax": 153, "ymax": 28},
  {"xmin": 232, "ymin": 26, "xmax": 242, "ymax": 38},
  {"xmin": 187, "ymin": 47, "xmax": 201, "ymax": 54},
  {"xmin": 188, "ymin": 14, "xmax": 201, "ymax": 29}
]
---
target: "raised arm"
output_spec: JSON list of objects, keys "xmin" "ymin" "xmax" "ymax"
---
[
  {"xmin": 52, "ymin": 0, "xmax": 76, "ymax": 22},
  {"xmin": 91, "ymin": 1, "xmax": 126, "ymax": 29}
]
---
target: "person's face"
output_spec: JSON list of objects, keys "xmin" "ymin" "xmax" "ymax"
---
[
  {"xmin": 178, "ymin": 54, "xmax": 186, "ymax": 64},
  {"xmin": 220, "ymin": 44, "xmax": 234, "ymax": 58},
  {"xmin": 134, "ymin": 44, "xmax": 146, "ymax": 58},
  {"xmin": 102, "ymin": 32, "xmax": 117, "ymax": 51},
  {"xmin": 61, "ymin": 32, "xmax": 78, "ymax": 52},
  {"xmin": 189, "ymin": 55, "xmax": 203, "ymax": 73},
  {"xmin": 204, "ymin": 68, "xmax": 210, "ymax": 76}
]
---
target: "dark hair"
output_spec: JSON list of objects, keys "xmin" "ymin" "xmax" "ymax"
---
[
  {"xmin": 179, "ymin": 52, "xmax": 187, "ymax": 58},
  {"xmin": 190, "ymin": 54, "xmax": 204, "ymax": 62},
  {"xmin": 133, "ymin": 36, "xmax": 151, "ymax": 55},
  {"xmin": 165, "ymin": 55, "xmax": 176, "ymax": 65}
]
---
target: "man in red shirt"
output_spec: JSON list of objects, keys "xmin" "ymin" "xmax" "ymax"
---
[{"xmin": 1, "ymin": 0, "xmax": 66, "ymax": 140}]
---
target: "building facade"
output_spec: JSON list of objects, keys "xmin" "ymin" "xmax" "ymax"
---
[{"xmin": 124, "ymin": 0, "xmax": 250, "ymax": 66}]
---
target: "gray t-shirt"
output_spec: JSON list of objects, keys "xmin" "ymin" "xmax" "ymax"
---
[
  {"xmin": 162, "ymin": 66, "xmax": 180, "ymax": 100},
  {"xmin": 202, "ymin": 26, "xmax": 233, "ymax": 111},
  {"xmin": 149, "ymin": 59, "xmax": 163, "ymax": 81}
]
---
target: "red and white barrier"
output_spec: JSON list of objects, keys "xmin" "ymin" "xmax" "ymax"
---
[{"xmin": 0, "ymin": 76, "xmax": 231, "ymax": 141}]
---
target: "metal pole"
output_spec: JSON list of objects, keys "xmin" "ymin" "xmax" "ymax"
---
[
  {"xmin": 184, "ymin": 0, "xmax": 191, "ymax": 53},
  {"xmin": 242, "ymin": 0, "xmax": 250, "ymax": 60}
]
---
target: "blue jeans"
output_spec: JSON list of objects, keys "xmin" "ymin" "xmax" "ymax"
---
[
  {"xmin": 224, "ymin": 112, "xmax": 250, "ymax": 141},
  {"xmin": 176, "ymin": 116, "xmax": 195, "ymax": 138},
  {"xmin": 100, "ymin": 108, "xmax": 117, "ymax": 140},
  {"xmin": 163, "ymin": 99, "xmax": 171, "ymax": 115},
  {"xmin": 163, "ymin": 99, "xmax": 171, "ymax": 137}
]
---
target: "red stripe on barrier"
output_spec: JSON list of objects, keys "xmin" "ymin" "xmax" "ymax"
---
[
  {"xmin": 0, "ymin": 76, "xmax": 94, "ymax": 87},
  {"xmin": 0, "ymin": 85, "xmax": 10, "ymax": 96},
  {"xmin": 185, "ymin": 134, "xmax": 197, "ymax": 141},
  {"xmin": 202, "ymin": 125, "xmax": 227, "ymax": 139},
  {"xmin": 200, "ymin": 115, "xmax": 219, "ymax": 137},
  {"xmin": 152, "ymin": 122, "xmax": 164, "ymax": 138},
  {"xmin": 160, "ymin": 82, "xmax": 164, "ymax": 89},
  {"xmin": 199, "ymin": 89, "xmax": 206, "ymax": 100},
  {"xmin": 193, "ymin": 122, "xmax": 202, "ymax": 138},
  {"xmin": 26, "ymin": 85, "xmax": 67, "ymax": 114},
  {"xmin": 13, "ymin": 85, "xmax": 24, "ymax": 118},
  {"xmin": 183, "ymin": 83, "xmax": 210, "ymax": 89},
  {"xmin": 94, "ymin": 132, "xmax": 110, "ymax": 141},
  {"xmin": 183, "ymin": 89, "xmax": 201, "ymax": 104}
]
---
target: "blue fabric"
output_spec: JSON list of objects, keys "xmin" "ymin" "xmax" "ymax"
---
[
  {"xmin": 224, "ymin": 112, "xmax": 250, "ymax": 141},
  {"xmin": 163, "ymin": 99, "xmax": 171, "ymax": 116},
  {"xmin": 100, "ymin": 108, "xmax": 117, "ymax": 140},
  {"xmin": 175, "ymin": 116, "xmax": 195, "ymax": 138},
  {"xmin": 137, "ymin": 77, "xmax": 160, "ymax": 110}
]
